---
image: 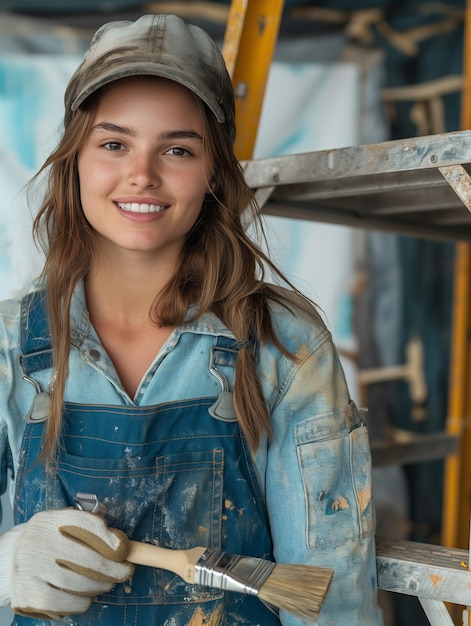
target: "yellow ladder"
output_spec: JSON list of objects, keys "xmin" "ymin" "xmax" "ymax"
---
[{"xmin": 221, "ymin": 0, "xmax": 284, "ymax": 160}]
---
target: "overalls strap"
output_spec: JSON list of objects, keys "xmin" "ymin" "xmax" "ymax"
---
[{"xmin": 19, "ymin": 290, "xmax": 53, "ymax": 377}]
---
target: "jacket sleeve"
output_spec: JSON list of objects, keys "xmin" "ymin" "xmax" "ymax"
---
[
  {"xmin": 0, "ymin": 297, "xmax": 26, "ymax": 529},
  {"xmin": 264, "ymin": 326, "xmax": 383, "ymax": 626}
]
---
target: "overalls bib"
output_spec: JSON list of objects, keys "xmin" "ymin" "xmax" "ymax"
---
[{"xmin": 12, "ymin": 292, "xmax": 281, "ymax": 626}]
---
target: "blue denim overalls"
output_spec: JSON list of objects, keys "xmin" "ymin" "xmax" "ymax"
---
[{"xmin": 12, "ymin": 292, "xmax": 281, "ymax": 626}]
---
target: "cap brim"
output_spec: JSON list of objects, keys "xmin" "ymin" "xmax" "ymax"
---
[{"xmin": 71, "ymin": 62, "xmax": 226, "ymax": 124}]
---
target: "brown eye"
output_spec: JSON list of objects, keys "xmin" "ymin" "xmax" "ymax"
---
[
  {"xmin": 103, "ymin": 141, "xmax": 125, "ymax": 151},
  {"xmin": 166, "ymin": 146, "xmax": 191, "ymax": 157}
]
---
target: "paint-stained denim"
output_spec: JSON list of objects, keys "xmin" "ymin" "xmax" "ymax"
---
[
  {"xmin": 0, "ymin": 282, "xmax": 383, "ymax": 625},
  {"xmin": 14, "ymin": 398, "xmax": 279, "ymax": 625}
]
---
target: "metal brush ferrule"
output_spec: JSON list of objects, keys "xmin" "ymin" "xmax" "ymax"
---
[
  {"xmin": 74, "ymin": 492, "xmax": 108, "ymax": 516},
  {"xmin": 194, "ymin": 548, "xmax": 275, "ymax": 596}
]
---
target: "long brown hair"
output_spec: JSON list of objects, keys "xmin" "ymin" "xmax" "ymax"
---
[{"xmin": 31, "ymin": 87, "xmax": 319, "ymax": 462}]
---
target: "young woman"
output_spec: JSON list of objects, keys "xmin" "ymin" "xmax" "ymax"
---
[{"xmin": 0, "ymin": 14, "xmax": 383, "ymax": 626}]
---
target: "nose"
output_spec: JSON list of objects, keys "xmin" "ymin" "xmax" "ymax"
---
[{"xmin": 128, "ymin": 150, "xmax": 160, "ymax": 188}]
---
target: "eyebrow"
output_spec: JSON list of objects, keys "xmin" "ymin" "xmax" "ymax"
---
[{"xmin": 91, "ymin": 122, "xmax": 203, "ymax": 141}]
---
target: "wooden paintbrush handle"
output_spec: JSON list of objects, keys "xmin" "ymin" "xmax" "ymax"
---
[{"xmin": 127, "ymin": 540, "xmax": 206, "ymax": 584}]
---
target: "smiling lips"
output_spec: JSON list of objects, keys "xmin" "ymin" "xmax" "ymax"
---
[{"xmin": 117, "ymin": 201, "xmax": 167, "ymax": 214}]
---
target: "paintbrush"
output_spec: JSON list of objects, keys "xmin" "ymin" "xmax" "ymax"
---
[
  {"xmin": 127, "ymin": 539, "xmax": 333, "ymax": 622},
  {"xmin": 75, "ymin": 492, "xmax": 333, "ymax": 622}
]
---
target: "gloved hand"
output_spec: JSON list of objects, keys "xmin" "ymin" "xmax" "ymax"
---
[{"xmin": 0, "ymin": 508, "xmax": 134, "ymax": 620}]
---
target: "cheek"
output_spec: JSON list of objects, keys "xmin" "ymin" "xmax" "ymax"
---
[
  {"xmin": 77, "ymin": 156, "xmax": 90, "ymax": 198},
  {"xmin": 76, "ymin": 160, "xmax": 102, "ymax": 224},
  {"xmin": 77, "ymin": 171, "xmax": 91, "ymax": 214},
  {"xmin": 77, "ymin": 157, "xmax": 114, "ymax": 206},
  {"xmin": 176, "ymin": 171, "xmax": 211, "ymax": 207}
]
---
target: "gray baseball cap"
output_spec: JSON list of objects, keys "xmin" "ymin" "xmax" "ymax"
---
[{"xmin": 64, "ymin": 14, "xmax": 235, "ymax": 141}]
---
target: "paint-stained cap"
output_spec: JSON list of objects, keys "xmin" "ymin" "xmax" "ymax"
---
[{"xmin": 64, "ymin": 14, "xmax": 235, "ymax": 141}]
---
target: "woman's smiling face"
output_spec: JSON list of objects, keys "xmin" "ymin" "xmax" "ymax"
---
[{"xmin": 77, "ymin": 76, "xmax": 213, "ymax": 265}]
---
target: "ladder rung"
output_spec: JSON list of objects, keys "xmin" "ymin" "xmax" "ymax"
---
[{"xmin": 376, "ymin": 537, "xmax": 471, "ymax": 604}]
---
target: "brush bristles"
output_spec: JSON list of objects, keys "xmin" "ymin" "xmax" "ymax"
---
[{"xmin": 258, "ymin": 563, "xmax": 333, "ymax": 622}]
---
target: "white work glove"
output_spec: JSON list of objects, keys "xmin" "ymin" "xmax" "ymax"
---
[{"xmin": 0, "ymin": 508, "xmax": 134, "ymax": 620}]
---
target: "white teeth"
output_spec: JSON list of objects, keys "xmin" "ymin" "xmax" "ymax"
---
[{"xmin": 117, "ymin": 202, "xmax": 165, "ymax": 214}]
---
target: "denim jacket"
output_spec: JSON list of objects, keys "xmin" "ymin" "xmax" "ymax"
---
[{"xmin": 0, "ymin": 282, "xmax": 382, "ymax": 626}]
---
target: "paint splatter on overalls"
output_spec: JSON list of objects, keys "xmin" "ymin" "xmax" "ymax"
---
[{"xmin": 12, "ymin": 292, "xmax": 281, "ymax": 626}]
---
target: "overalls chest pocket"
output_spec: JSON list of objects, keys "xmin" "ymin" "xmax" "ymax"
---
[{"xmin": 52, "ymin": 401, "xmax": 228, "ymax": 605}]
